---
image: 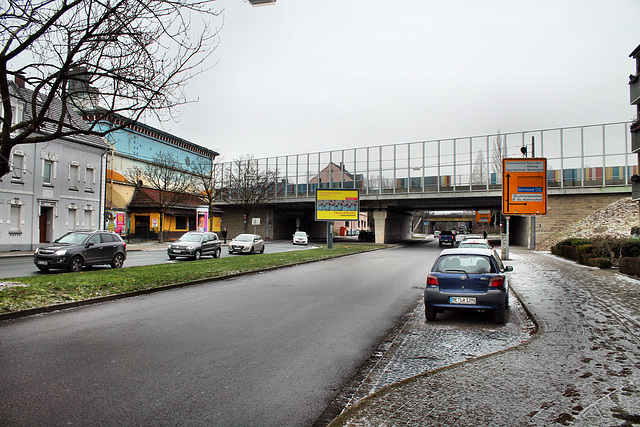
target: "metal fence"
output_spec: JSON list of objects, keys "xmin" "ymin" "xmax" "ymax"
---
[{"xmin": 215, "ymin": 122, "xmax": 635, "ymax": 199}]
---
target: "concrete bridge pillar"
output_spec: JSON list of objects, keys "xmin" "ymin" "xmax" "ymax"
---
[
  {"xmin": 373, "ymin": 210, "xmax": 414, "ymax": 243},
  {"xmin": 373, "ymin": 211, "xmax": 387, "ymax": 244}
]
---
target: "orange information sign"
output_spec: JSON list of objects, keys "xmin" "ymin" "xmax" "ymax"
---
[
  {"xmin": 476, "ymin": 210, "xmax": 491, "ymax": 223},
  {"xmin": 502, "ymin": 158, "xmax": 547, "ymax": 216}
]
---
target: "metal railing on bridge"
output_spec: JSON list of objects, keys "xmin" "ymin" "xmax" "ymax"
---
[{"xmin": 215, "ymin": 122, "xmax": 635, "ymax": 199}]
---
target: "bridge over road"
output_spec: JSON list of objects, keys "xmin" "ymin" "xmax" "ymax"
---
[{"xmin": 214, "ymin": 122, "xmax": 635, "ymax": 247}]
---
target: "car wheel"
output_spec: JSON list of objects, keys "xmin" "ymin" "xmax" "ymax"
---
[
  {"xmin": 168, "ymin": 255, "xmax": 176, "ymax": 260},
  {"xmin": 425, "ymin": 307, "xmax": 437, "ymax": 321},
  {"xmin": 504, "ymin": 292, "xmax": 510, "ymax": 309},
  {"xmin": 249, "ymin": 247, "xmax": 255, "ymax": 255},
  {"xmin": 111, "ymin": 253, "xmax": 125, "ymax": 269},
  {"xmin": 214, "ymin": 248, "xmax": 221, "ymax": 258},
  {"xmin": 194, "ymin": 250, "xmax": 202, "ymax": 260},
  {"xmin": 494, "ymin": 309, "xmax": 506, "ymax": 324},
  {"xmin": 260, "ymin": 245, "xmax": 265, "ymax": 254},
  {"xmin": 36, "ymin": 265, "xmax": 50, "ymax": 272},
  {"xmin": 68, "ymin": 256, "xmax": 83, "ymax": 272}
]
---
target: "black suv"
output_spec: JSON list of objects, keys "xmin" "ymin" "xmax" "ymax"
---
[{"xmin": 34, "ymin": 230, "xmax": 127, "ymax": 272}]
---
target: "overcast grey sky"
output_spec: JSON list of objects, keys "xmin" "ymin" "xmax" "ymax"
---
[{"xmin": 152, "ymin": 0, "xmax": 640, "ymax": 162}]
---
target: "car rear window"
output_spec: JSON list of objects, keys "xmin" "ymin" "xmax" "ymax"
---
[
  {"xmin": 458, "ymin": 242, "xmax": 490, "ymax": 249},
  {"xmin": 434, "ymin": 255, "xmax": 495, "ymax": 274}
]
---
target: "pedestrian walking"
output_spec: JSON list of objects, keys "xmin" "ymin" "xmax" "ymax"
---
[
  {"xmin": 222, "ymin": 228, "xmax": 228, "ymax": 243},
  {"xmin": 483, "ymin": 230, "xmax": 488, "ymax": 239}
]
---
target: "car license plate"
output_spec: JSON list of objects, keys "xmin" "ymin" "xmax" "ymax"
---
[
  {"xmin": 37, "ymin": 261, "xmax": 48, "ymax": 266},
  {"xmin": 450, "ymin": 296, "xmax": 476, "ymax": 305}
]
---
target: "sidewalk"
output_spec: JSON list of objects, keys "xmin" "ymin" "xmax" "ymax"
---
[{"xmin": 330, "ymin": 247, "xmax": 640, "ymax": 426}]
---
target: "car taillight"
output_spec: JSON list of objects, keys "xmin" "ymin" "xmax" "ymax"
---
[
  {"xmin": 489, "ymin": 275, "xmax": 505, "ymax": 288},
  {"xmin": 123, "ymin": 243, "xmax": 127, "ymax": 251},
  {"xmin": 427, "ymin": 274, "xmax": 439, "ymax": 287}
]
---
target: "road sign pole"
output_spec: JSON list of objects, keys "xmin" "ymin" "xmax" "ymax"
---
[
  {"xmin": 327, "ymin": 221, "xmax": 333, "ymax": 249},
  {"xmin": 503, "ymin": 217, "xmax": 510, "ymax": 260},
  {"xmin": 530, "ymin": 216, "xmax": 536, "ymax": 250}
]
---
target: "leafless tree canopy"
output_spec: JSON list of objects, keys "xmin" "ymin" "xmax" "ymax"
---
[
  {"xmin": 190, "ymin": 156, "xmax": 219, "ymax": 213},
  {"xmin": 0, "ymin": 0, "xmax": 221, "ymax": 177},
  {"xmin": 490, "ymin": 131, "xmax": 506, "ymax": 176},
  {"xmin": 126, "ymin": 151, "xmax": 196, "ymax": 242},
  {"xmin": 221, "ymin": 155, "xmax": 280, "ymax": 231}
]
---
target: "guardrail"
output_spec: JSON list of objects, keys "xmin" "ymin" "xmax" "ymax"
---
[{"xmin": 215, "ymin": 122, "xmax": 634, "ymax": 198}]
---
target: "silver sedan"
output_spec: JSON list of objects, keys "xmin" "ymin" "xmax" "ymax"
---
[{"xmin": 228, "ymin": 234, "xmax": 265, "ymax": 254}]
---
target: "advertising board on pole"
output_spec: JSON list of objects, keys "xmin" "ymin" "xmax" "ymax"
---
[
  {"xmin": 502, "ymin": 158, "xmax": 547, "ymax": 216},
  {"xmin": 315, "ymin": 189, "xmax": 360, "ymax": 221},
  {"xmin": 196, "ymin": 206, "xmax": 209, "ymax": 232}
]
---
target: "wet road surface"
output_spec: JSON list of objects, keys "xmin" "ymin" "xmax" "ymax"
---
[{"xmin": 0, "ymin": 242, "xmax": 433, "ymax": 426}]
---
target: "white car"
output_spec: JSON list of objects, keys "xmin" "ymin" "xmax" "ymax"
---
[
  {"xmin": 457, "ymin": 238, "xmax": 492, "ymax": 250},
  {"xmin": 228, "ymin": 234, "xmax": 265, "ymax": 254},
  {"xmin": 293, "ymin": 231, "xmax": 308, "ymax": 245}
]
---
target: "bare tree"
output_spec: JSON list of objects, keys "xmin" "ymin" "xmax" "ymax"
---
[
  {"xmin": 126, "ymin": 152, "xmax": 195, "ymax": 243},
  {"xmin": 490, "ymin": 130, "xmax": 507, "ymax": 176},
  {"xmin": 471, "ymin": 150, "xmax": 487, "ymax": 185},
  {"xmin": 0, "ymin": 0, "xmax": 221, "ymax": 178},
  {"xmin": 190, "ymin": 156, "xmax": 220, "ymax": 226},
  {"xmin": 222, "ymin": 155, "xmax": 280, "ymax": 233}
]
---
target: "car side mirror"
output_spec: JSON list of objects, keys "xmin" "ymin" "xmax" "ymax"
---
[
  {"xmin": 86, "ymin": 242, "xmax": 95, "ymax": 248},
  {"xmin": 504, "ymin": 265, "xmax": 513, "ymax": 272}
]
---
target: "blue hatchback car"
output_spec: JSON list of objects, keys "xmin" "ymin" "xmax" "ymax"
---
[{"xmin": 424, "ymin": 248, "xmax": 513, "ymax": 324}]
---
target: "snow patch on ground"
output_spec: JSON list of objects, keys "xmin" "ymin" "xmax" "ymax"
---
[
  {"xmin": 539, "ymin": 197, "xmax": 639, "ymax": 250},
  {"xmin": 0, "ymin": 282, "xmax": 27, "ymax": 288}
]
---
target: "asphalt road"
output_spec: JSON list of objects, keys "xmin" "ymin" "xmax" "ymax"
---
[
  {"xmin": 0, "ymin": 241, "xmax": 320, "ymax": 279},
  {"xmin": 0, "ymin": 241, "xmax": 438, "ymax": 426}
]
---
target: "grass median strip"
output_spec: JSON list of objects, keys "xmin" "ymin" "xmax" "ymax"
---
[{"xmin": 0, "ymin": 244, "xmax": 385, "ymax": 315}]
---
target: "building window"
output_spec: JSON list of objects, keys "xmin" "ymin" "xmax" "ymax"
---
[
  {"xmin": 11, "ymin": 151, "xmax": 25, "ymax": 183},
  {"xmin": 84, "ymin": 209, "xmax": 92, "ymax": 230},
  {"xmin": 176, "ymin": 216, "xmax": 187, "ymax": 230},
  {"xmin": 85, "ymin": 166, "xmax": 95, "ymax": 192},
  {"xmin": 43, "ymin": 160, "xmax": 53, "ymax": 185},
  {"xmin": 9, "ymin": 203, "xmax": 21, "ymax": 234},
  {"xmin": 69, "ymin": 163, "xmax": 79, "ymax": 190},
  {"xmin": 68, "ymin": 208, "xmax": 77, "ymax": 231}
]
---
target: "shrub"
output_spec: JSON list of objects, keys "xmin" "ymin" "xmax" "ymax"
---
[
  {"xmin": 577, "ymin": 244, "xmax": 601, "ymax": 265},
  {"xmin": 621, "ymin": 239, "xmax": 640, "ymax": 258},
  {"xmin": 560, "ymin": 245, "xmax": 573, "ymax": 258},
  {"xmin": 564, "ymin": 246, "xmax": 578, "ymax": 261},
  {"xmin": 556, "ymin": 238, "xmax": 594, "ymax": 248},
  {"xmin": 619, "ymin": 257, "xmax": 640, "ymax": 276},
  {"xmin": 587, "ymin": 258, "xmax": 612, "ymax": 269},
  {"xmin": 593, "ymin": 235, "xmax": 623, "ymax": 260}
]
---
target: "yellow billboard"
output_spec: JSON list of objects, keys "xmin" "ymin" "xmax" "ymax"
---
[{"xmin": 315, "ymin": 189, "xmax": 360, "ymax": 221}]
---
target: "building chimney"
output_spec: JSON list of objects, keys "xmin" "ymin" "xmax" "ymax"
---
[{"xmin": 15, "ymin": 75, "xmax": 26, "ymax": 89}]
